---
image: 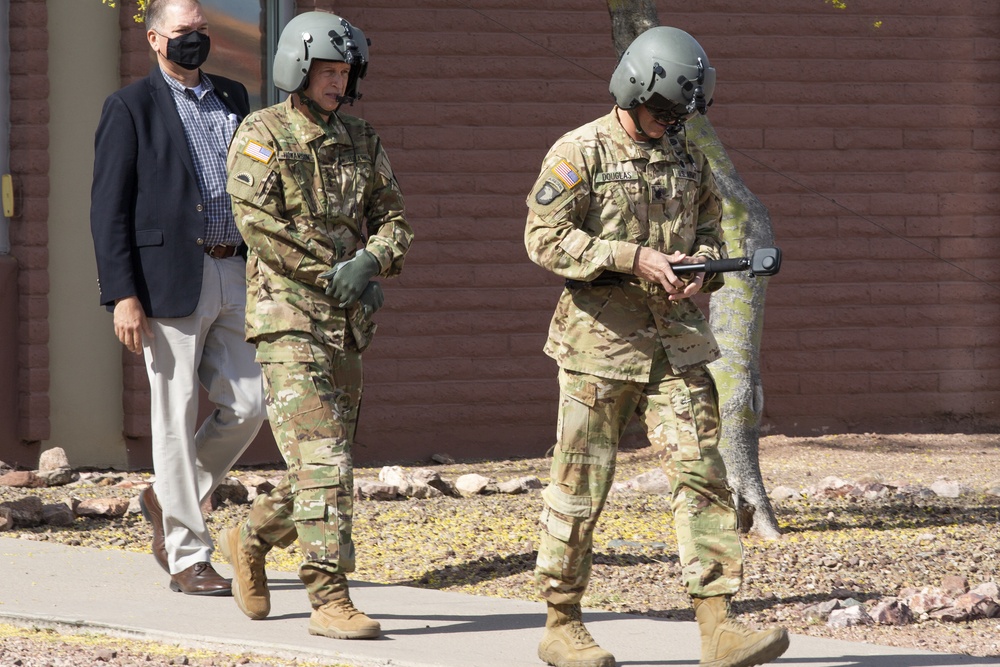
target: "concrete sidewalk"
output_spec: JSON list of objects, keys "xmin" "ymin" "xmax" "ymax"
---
[{"xmin": 0, "ymin": 537, "xmax": 996, "ymax": 667}]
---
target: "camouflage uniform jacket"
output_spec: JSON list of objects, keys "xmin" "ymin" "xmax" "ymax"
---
[
  {"xmin": 525, "ymin": 109, "xmax": 726, "ymax": 381},
  {"xmin": 226, "ymin": 97, "xmax": 412, "ymax": 350}
]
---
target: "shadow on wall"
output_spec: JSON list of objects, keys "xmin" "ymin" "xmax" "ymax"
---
[{"xmin": 0, "ymin": 255, "xmax": 35, "ymax": 467}]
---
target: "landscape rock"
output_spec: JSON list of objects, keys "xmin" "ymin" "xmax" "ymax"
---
[
  {"xmin": 0, "ymin": 506, "xmax": 12, "ymax": 531},
  {"xmin": 0, "ymin": 471, "xmax": 46, "ymax": 488},
  {"xmin": 902, "ymin": 587, "xmax": 953, "ymax": 614},
  {"xmin": 828, "ymin": 605, "xmax": 873, "ymax": 628},
  {"xmin": 811, "ymin": 476, "xmax": 853, "ymax": 498},
  {"xmin": 455, "ymin": 473, "xmax": 494, "ymax": 497},
  {"xmin": 929, "ymin": 607, "xmax": 968, "ymax": 623},
  {"xmin": 355, "ymin": 479, "xmax": 398, "ymax": 501},
  {"xmin": 929, "ymin": 479, "xmax": 964, "ymax": 498},
  {"xmin": 896, "ymin": 485, "xmax": 935, "ymax": 499},
  {"xmin": 41, "ymin": 502, "xmax": 76, "ymax": 527},
  {"xmin": 430, "ymin": 453, "xmax": 455, "ymax": 464},
  {"xmin": 802, "ymin": 599, "xmax": 840, "ymax": 623},
  {"xmin": 213, "ymin": 477, "xmax": 250, "ymax": 505},
  {"xmin": 75, "ymin": 498, "xmax": 129, "ymax": 518},
  {"xmin": 0, "ymin": 496, "xmax": 44, "ymax": 526},
  {"xmin": 870, "ymin": 599, "xmax": 914, "ymax": 626},
  {"xmin": 769, "ymin": 485, "xmax": 799, "ymax": 501},
  {"xmin": 616, "ymin": 468, "xmax": 672, "ymax": 494},
  {"xmin": 37, "ymin": 447, "xmax": 71, "ymax": 471},
  {"xmin": 379, "ymin": 466, "xmax": 417, "ymax": 496},
  {"xmin": 955, "ymin": 592, "xmax": 1000, "ymax": 619},
  {"xmin": 855, "ymin": 482, "xmax": 891, "ymax": 500},
  {"xmin": 971, "ymin": 582, "xmax": 1000, "ymax": 599},
  {"xmin": 242, "ymin": 475, "xmax": 278, "ymax": 502},
  {"xmin": 498, "ymin": 476, "xmax": 543, "ymax": 494},
  {"xmin": 941, "ymin": 575, "xmax": 969, "ymax": 595},
  {"xmin": 36, "ymin": 468, "xmax": 78, "ymax": 487}
]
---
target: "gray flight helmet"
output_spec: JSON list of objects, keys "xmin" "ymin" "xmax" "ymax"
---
[
  {"xmin": 273, "ymin": 11, "xmax": 370, "ymax": 100},
  {"xmin": 609, "ymin": 26, "xmax": 716, "ymax": 120}
]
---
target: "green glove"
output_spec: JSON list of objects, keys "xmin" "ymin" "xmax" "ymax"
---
[
  {"xmin": 320, "ymin": 250, "xmax": 380, "ymax": 308},
  {"xmin": 358, "ymin": 281, "xmax": 384, "ymax": 317}
]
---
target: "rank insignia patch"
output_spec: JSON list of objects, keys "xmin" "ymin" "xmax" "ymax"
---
[
  {"xmin": 242, "ymin": 140, "xmax": 274, "ymax": 164},
  {"xmin": 551, "ymin": 160, "xmax": 582, "ymax": 189}
]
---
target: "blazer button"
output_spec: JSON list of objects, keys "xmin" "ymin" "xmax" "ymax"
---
[
  {"xmin": 196, "ymin": 238, "xmax": 205, "ymax": 246},
  {"xmin": 196, "ymin": 204, "xmax": 204, "ymax": 211}
]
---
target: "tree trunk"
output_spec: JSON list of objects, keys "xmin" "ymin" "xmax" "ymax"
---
[{"xmin": 606, "ymin": 1, "xmax": 782, "ymax": 538}]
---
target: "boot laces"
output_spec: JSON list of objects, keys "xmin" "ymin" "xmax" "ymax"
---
[
  {"xmin": 239, "ymin": 542, "xmax": 267, "ymax": 586},
  {"xmin": 328, "ymin": 597, "xmax": 365, "ymax": 619},
  {"xmin": 565, "ymin": 618, "xmax": 597, "ymax": 647}
]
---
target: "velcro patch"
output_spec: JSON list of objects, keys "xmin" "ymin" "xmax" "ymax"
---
[
  {"xmin": 595, "ymin": 171, "xmax": 638, "ymax": 184},
  {"xmin": 551, "ymin": 160, "xmax": 582, "ymax": 189},
  {"xmin": 233, "ymin": 171, "xmax": 254, "ymax": 187},
  {"xmin": 242, "ymin": 140, "xmax": 274, "ymax": 164},
  {"xmin": 535, "ymin": 178, "xmax": 565, "ymax": 205}
]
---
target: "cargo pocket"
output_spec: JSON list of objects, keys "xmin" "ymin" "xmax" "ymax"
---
[
  {"xmin": 537, "ymin": 485, "xmax": 593, "ymax": 582},
  {"xmin": 292, "ymin": 465, "xmax": 341, "ymax": 563},
  {"xmin": 557, "ymin": 371, "xmax": 596, "ymax": 455},
  {"xmin": 256, "ymin": 341, "xmax": 325, "ymax": 431},
  {"xmin": 669, "ymin": 371, "xmax": 719, "ymax": 462}
]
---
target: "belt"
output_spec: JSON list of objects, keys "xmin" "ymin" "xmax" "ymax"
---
[
  {"xmin": 205, "ymin": 244, "xmax": 240, "ymax": 259},
  {"xmin": 565, "ymin": 271, "xmax": 634, "ymax": 290}
]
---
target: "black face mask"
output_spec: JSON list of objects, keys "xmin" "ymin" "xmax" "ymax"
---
[{"xmin": 164, "ymin": 30, "xmax": 211, "ymax": 70}]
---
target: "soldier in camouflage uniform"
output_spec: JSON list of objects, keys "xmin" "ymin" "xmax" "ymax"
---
[
  {"xmin": 219, "ymin": 12, "xmax": 412, "ymax": 640},
  {"xmin": 525, "ymin": 27, "xmax": 788, "ymax": 667}
]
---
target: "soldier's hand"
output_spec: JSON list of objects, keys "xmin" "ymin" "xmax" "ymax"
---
[
  {"xmin": 113, "ymin": 296, "xmax": 153, "ymax": 355},
  {"xmin": 634, "ymin": 247, "xmax": 687, "ymax": 293},
  {"xmin": 320, "ymin": 250, "xmax": 380, "ymax": 308},
  {"xmin": 668, "ymin": 263, "xmax": 705, "ymax": 301},
  {"xmin": 634, "ymin": 248, "xmax": 706, "ymax": 300},
  {"xmin": 358, "ymin": 281, "xmax": 385, "ymax": 317}
]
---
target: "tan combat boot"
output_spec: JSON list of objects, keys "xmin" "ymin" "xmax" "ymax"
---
[
  {"xmin": 309, "ymin": 586, "xmax": 381, "ymax": 640},
  {"xmin": 537, "ymin": 603, "xmax": 615, "ymax": 667},
  {"xmin": 218, "ymin": 525, "xmax": 271, "ymax": 620},
  {"xmin": 692, "ymin": 596, "xmax": 789, "ymax": 667}
]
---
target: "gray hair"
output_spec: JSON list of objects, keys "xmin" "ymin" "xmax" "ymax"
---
[{"xmin": 144, "ymin": 0, "xmax": 202, "ymax": 33}]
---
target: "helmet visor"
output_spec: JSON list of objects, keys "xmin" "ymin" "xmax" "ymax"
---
[{"xmin": 644, "ymin": 98, "xmax": 694, "ymax": 126}]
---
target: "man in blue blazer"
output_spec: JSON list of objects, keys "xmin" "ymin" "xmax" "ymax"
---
[{"xmin": 90, "ymin": 0, "xmax": 265, "ymax": 596}]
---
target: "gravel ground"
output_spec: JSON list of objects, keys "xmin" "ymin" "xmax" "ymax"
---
[{"xmin": 2, "ymin": 432, "xmax": 1000, "ymax": 665}]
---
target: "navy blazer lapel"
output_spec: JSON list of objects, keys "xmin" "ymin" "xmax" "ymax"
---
[
  {"xmin": 206, "ymin": 75, "xmax": 245, "ymax": 119},
  {"xmin": 147, "ymin": 69, "xmax": 198, "ymax": 183}
]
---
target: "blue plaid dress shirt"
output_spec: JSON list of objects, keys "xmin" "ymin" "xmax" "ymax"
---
[{"xmin": 162, "ymin": 69, "xmax": 243, "ymax": 247}]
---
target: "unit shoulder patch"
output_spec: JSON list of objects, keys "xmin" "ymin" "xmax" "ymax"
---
[
  {"xmin": 233, "ymin": 171, "xmax": 254, "ymax": 187},
  {"xmin": 535, "ymin": 178, "xmax": 566, "ymax": 205}
]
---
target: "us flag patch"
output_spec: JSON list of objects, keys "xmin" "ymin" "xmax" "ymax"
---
[
  {"xmin": 552, "ymin": 160, "xmax": 581, "ymax": 189},
  {"xmin": 243, "ymin": 140, "xmax": 274, "ymax": 164}
]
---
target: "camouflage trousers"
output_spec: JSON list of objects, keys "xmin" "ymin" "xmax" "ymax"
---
[
  {"xmin": 535, "ymin": 352, "xmax": 743, "ymax": 605},
  {"xmin": 243, "ymin": 333, "xmax": 362, "ymax": 608}
]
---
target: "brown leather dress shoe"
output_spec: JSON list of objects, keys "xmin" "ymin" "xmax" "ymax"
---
[
  {"xmin": 169, "ymin": 562, "xmax": 232, "ymax": 596},
  {"xmin": 138, "ymin": 486, "xmax": 169, "ymax": 572}
]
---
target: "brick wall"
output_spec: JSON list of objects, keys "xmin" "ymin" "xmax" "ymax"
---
[
  {"xmin": 8, "ymin": 0, "xmax": 48, "ymax": 456},
  {"xmin": 318, "ymin": 0, "xmax": 1000, "ymax": 462},
  {"xmin": 76, "ymin": 1, "xmax": 1000, "ymax": 467}
]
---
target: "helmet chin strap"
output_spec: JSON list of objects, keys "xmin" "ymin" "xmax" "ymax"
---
[
  {"xmin": 297, "ymin": 91, "xmax": 340, "ymax": 126},
  {"xmin": 627, "ymin": 107, "xmax": 650, "ymax": 139}
]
